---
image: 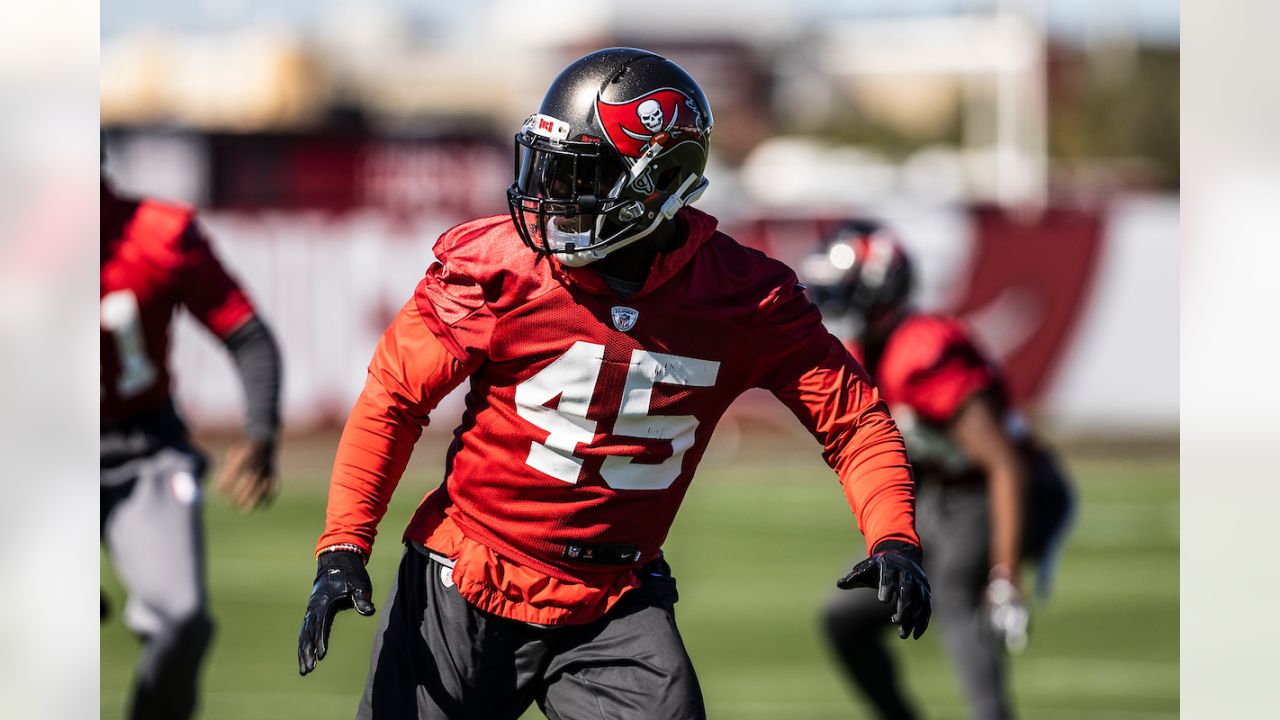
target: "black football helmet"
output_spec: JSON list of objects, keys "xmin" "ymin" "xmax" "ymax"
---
[
  {"xmin": 507, "ymin": 48, "xmax": 713, "ymax": 266},
  {"xmin": 800, "ymin": 219, "xmax": 914, "ymax": 335}
]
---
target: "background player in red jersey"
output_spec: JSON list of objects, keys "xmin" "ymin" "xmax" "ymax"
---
[
  {"xmin": 801, "ymin": 221, "xmax": 1074, "ymax": 720},
  {"xmin": 296, "ymin": 48, "xmax": 931, "ymax": 719},
  {"xmin": 101, "ymin": 172, "xmax": 283, "ymax": 719}
]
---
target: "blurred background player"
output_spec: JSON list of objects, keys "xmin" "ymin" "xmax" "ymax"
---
[
  {"xmin": 802, "ymin": 220, "xmax": 1074, "ymax": 720},
  {"xmin": 100, "ymin": 162, "xmax": 283, "ymax": 720}
]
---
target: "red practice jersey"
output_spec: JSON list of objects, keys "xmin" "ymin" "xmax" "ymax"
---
[
  {"xmin": 100, "ymin": 188, "xmax": 255, "ymax": 424},
  {"xmin": 867, "ymin": 314, "xmax": 1008, "ymax": 425},
  {"xmin": 319, "ymin": 208, "xmax": 919, "ymax": 624}
]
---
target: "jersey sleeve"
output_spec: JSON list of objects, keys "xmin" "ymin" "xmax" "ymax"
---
[
  {"xmin": 881, "ymin": 318, "xmax": 997, "ymax": 425},
  {"xmin": 754, "ymin": 273, "xmax": 920, "ymax": 550},
  {"xmin": 316, "ymin": 299, "xmax": 471, "ymax": 557},
  {"xmin": 173, "ymin": 222, "xmax": 256, "ymax": 338}
]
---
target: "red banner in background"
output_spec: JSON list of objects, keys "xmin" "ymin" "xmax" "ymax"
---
[{"xmin": 953, "ymin": 206, "xmax": 1103, "ymax": 406}]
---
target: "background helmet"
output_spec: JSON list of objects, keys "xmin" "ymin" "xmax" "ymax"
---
[
  {"xmin": 800, "ymin": 219, "xmax": 914, "ymax": 330},
  {"xmin": 507, "ymin": 47, "xmax": 714, "ymax": 267}
]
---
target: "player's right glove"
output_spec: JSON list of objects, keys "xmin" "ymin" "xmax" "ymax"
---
[
  {"xmin": 219, "ymin": 436, "xmax": 278, "ymax": 512},
  {"xmin": 836, "ymin": 540, "xmax": 932, "ymax": 640},
  {"xmin": 985, "ymin": 575, "xmax": 1030, "ymax": 653},
  {"xmin": 297, "ymin": 548, "xmax": 375, "ymax": 676}
]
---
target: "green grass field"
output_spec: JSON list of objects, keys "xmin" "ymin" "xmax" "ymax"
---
[{"xmin": 101, "ymin": 425, "xmax": 1178, "ymax": 719}]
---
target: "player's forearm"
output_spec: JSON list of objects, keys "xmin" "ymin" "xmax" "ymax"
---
[
  {"xmin": 949, "ymin": 395, "xmax": 1027, "ymax": 577},
  {"xmin": 317, "ymin": 300, "xmax": 471, "ymax": 557},
  {"xmin": 769, "ymin": 334, "xmax": 920, "ymax": 549},
  {"xmin": 834, "ymin": 407, "xmax": 920, "ymax": 550},
  {"xmin": 987, "ymin": 461, "xmax": 1025, "ymax": 575},
  {"xmin": 316, "ymin": 379, "xmax": 424, "ymax": 557},
  {"xmin": 222, "ymin": 315, "xmax": 283, "ymax": 442}
]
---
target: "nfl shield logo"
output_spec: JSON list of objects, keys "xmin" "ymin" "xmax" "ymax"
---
[{"xmin": 611, "ymin": 306, "xmax": 639, "ymax": 332}]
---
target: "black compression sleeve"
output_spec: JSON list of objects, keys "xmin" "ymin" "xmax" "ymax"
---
[{"xmin": 222, "ymin": 315, "xmax": 283, "ymax": 442}]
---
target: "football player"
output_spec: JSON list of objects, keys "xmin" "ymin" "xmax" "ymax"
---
[
  {"xmin": 803, "ymin": 221, "xmax": 1074, "ymax": 720},
  {"xmin": 101, "ymin": 169, "xmax": 283, "ymax": 719},
  {"xmin": 296, "ymin": 48, "xmax": 931, "ymax": 720}
]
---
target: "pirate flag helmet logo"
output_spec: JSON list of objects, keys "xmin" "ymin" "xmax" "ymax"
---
[{"xmin": 595, "ymin": 88, "xmax": 707, "ymax": 159}]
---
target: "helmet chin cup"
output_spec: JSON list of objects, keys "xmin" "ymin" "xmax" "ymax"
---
[
  {"xmin": 547, "ymin": 222, "xmax": 605, "ymax": 267},
  {"xmin": 554, "ymin": 249, "xmax": 605, "ymax": 267}
]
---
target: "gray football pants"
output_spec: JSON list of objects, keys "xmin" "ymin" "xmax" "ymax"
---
[
  {"xmin": 357, "ymin": 544, "xmax": 706, "ymax": 720},
  {"xmin": 823, "ymin": 480, "xmax": 1009, "ymax": 720},
  {"xmin": 101, "ymin": 446, "xmax": 214, "ymax": 720}
]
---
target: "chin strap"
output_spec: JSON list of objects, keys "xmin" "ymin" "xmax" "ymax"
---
[{"xmin": 661, "ymin": 174, "xmax": 708, "ymax": 219}]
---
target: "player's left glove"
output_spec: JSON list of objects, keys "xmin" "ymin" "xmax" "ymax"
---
[
  {"xmin": 297, "ymin": 548, "xmax": 375, "ymax": 676},
  {"xmin": 985, "ymin": 574, "xmax": 1030, "ymax": 653},
  {"xmin": 836, "ymin": 540, "xmax": 932, "ymax": 640}
]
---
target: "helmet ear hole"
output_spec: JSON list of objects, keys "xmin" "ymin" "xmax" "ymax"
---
[{"xmin": 655, "ymin": 167, "xmax": 683, "ymax": 194}]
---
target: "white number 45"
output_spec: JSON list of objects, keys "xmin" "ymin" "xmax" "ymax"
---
[{"xmin": 514, "ymin": 341, "xmax": 720, "ymax": 490}]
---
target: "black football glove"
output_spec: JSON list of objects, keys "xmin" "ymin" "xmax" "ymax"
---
[
  {"xmin": 298, "ymin": 549, "xmax": 375, "ymax": 676},
  {"xmin": 836, "ymin": 540, "xmax": 932, "ymax": 640}
]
